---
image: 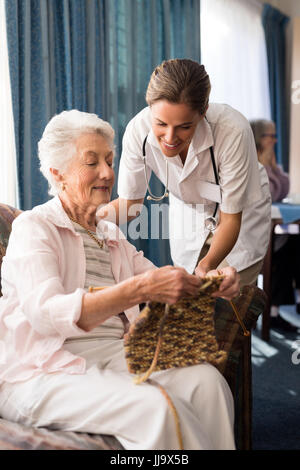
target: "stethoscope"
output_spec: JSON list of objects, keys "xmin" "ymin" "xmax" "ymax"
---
[{"xmin": 142, "ymin": 135, "xmax": 219, "ymax": 232}]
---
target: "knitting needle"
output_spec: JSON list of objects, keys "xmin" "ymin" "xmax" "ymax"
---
[{"xmin": 88, "ymin": 286, "xmax": 108, "ymax": 293}]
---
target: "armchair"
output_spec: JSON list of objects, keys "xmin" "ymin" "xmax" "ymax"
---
[{"xmin": 0, "ymin": 203, "xmax": 266, "ymax": 450}]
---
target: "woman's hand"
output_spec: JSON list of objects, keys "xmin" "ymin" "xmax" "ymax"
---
[
  {"xmin": 207, "ymin": 266, "xmax": 240, "ymax": 300},
  {"xmin": 141, "ymin": 266, "xmax": 203, "ymax": 305},
  {"xmin": 79, "ymin": 266, "xmax": 202, "ymax": 331},
  {"xmin": 194, "ymin": 212, "xmax": 242, "ymax": 279},
  {"xmin": 196, "ymin": 266, "xmax": 240, "ymax": 300},
  {"xmin": 258, "ymin": 146, "xmax": 276, "ymax": 168}
]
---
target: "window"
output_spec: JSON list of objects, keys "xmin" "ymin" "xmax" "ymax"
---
[{"xmin": 201, "ymin": 0, "xmax": 271, "ymax": 121}]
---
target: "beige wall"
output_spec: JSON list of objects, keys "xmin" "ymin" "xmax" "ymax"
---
[
  {"xmin": 257, "ymin": 0, "xmax": 300, "ymax": 191},
  {"xmin": 289, "ymin": 17, "xmax": 300, "ymax": 193},
  {"xmin": 256, "ymin": 0, "xmax": 300, "ymax": 17}
]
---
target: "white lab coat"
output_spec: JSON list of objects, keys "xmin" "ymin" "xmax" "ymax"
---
[{"xmin": 118, "ymin": 104, "xmax": 271, "ymax": 273}]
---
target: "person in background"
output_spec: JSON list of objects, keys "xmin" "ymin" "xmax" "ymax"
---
[{"xmin": 250, "ymin": 119, "xmax": 300, "ymax": 332}]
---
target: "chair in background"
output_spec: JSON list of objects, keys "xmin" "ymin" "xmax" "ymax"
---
[
  {"xmin": 260, "ymin": 219, "xmax": 277, "ymax": 342},
  {"xmin": 0, "ymin": 203, "xmax": 266, "ymax": 450},
  {"xmin": 214, "ymin": 290, "xmax": 266, "ymax": 450},
  {"xmin": 261, "ymin": 214, "xmax": 300, "ymax": 342}
]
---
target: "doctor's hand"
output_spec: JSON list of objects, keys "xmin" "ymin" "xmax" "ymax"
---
[
  {"xmin": 141, "ymin": 266, "xmax": 203, "ymax": 305},
  {"xmin": 194, "ymin": 264, "xmax": 209, "ymax": 279},
  {"xmin": 205, "ymin": 266, "xmax": 240, "ymax": 301}
]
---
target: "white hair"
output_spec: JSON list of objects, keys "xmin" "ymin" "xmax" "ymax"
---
[{"xmin": 38, "ymin": 109, "xmax": 115, "ymax": 196}]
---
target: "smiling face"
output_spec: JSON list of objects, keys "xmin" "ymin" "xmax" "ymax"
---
[
  {"xmin": 60, "ymin": 132, "xmax": 115, "ymax": 211},
  {"xmin": 150, "ymin": 100, "xmax": 203, "ymax": 162}
]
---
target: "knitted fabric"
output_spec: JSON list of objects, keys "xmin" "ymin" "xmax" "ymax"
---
[{"xmin": 124, "ymin": 276, "xmax": 228, "ymax": 378}]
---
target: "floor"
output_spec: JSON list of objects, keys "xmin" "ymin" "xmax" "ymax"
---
[{"xmin": 251, "ymin": 302, "xmax": 300, "ymax": 450}]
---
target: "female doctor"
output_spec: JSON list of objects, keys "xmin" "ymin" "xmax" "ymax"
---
[{"xmin": 101, "ymin": 59, "xmax": 271, "ymax": 286}]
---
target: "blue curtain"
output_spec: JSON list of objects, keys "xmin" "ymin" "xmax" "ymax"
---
[
  {"xmin": 105, "ymin": 0, "xmax": 200, "ymax": 265},
  {"xmin": 5, "ymin": 0, "xmax": 200, "ymax": 266},
  {"xmin": 5, "ymin": 0, "xmax": 107, "ymax": 210},
  {"xmin": 262, "ymin": 3, "xmax": 290, "ymax": 171}
]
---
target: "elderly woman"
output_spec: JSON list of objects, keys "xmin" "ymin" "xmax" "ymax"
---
[
  {"xmin": 250, "ymin": 119, "xmax": 290, "ymax": 202},
  {"xmin": 0, "ymin": 110, "xmax": 239, "ymax": 450},
  {"xmin": 250, "ymin": 119, "xmax": 299, "ymax": 332}
]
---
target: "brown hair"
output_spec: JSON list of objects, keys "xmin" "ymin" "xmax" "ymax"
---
[{"xmin": 146, "ymin": 59, "xmax": 211, "ymax": 115}]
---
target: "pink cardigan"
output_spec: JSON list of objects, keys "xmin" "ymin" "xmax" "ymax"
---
[{"xmin": 0, "ymin": 197, "xmax": 155, "ymax": 383}]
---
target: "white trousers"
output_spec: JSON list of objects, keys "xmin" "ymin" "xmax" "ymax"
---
[{"xmin": 0, "ymin": 337, "xmax": 236, "ymax": 450}]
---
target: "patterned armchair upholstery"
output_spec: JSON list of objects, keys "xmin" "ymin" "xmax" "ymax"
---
[
  {"xmin": 0, "ymin": 203, "xmax": 266, "ymax": 450},
  {"xmin": 0, "ymin": 205, "xmax": 21, "ymax": 296}
]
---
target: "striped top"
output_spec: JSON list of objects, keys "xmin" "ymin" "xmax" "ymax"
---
[{"xmin": 64, "ymin": 221, "xmax": 124, "ymax": 343}]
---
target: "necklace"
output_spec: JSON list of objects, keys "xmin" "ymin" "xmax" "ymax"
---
[{"xmin": 68, "ymin": 215, "xmax": 104, "ymax": 249}]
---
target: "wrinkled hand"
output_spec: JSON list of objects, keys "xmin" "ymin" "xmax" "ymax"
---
[
  {"xmin": 195, "ymin": 265, "xmax": 240, "ymax": 300},
  {"xmin": 142, "ymin": 266, "xmax": 203, "ymax": 305}
]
